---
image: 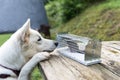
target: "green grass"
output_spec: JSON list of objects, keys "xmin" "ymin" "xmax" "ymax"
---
[
  {"xmin": 0, "ymin": 34, "xmax": 42, "ymax": 80},
  {"xmin": 0, "ymin": 34, "xmax": 11, "ymax": 45},
  {"xmin": 52, "ymin": 0, "xmax": 120, "ymax": 41},
  {"xmin": 31, "ymin": 67, "xmax": 43, "ymax": 80}
]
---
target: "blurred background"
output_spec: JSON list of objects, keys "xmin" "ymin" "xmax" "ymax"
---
[{"xmin": 45, "ymin": 0, "xmax": 120, "ymax": 41}]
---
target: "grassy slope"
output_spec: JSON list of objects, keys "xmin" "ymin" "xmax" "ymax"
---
[
  {"xmin": 53, "ymin": 0, "xmax": 120, "ymax": 41},
  {"xmin": 0, "ymin": 34, "xmax": 42, "ymax": 80}
]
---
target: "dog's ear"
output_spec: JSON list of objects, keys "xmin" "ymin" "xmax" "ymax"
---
[{"xmin": 20, "ymin": 19, "xmax": 31, "ymax": 43}]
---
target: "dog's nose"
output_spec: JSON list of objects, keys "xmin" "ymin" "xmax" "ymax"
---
[{"xmin": 54, "ymin": 42, "xmax": 58, "ymax": 47}]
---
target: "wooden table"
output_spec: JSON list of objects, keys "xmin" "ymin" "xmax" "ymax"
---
[{"xmin": 39, "ymin": 41, "xmax": 120, "ymax": 80}]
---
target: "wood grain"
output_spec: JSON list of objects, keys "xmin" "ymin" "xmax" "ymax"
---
[
  {"xmin": 101, "ymin": 41, "xmax": 120, "ymax": 77},
  {"xmin": 39, "ymin": 41, "xmax": 120, "ymax": 80}
]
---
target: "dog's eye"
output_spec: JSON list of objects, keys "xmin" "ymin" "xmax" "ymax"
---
[{"xmin": 37, "ymin": 37, "xmax": 41, "ymax": 41}]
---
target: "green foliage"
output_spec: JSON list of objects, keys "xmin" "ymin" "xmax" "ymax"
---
[
  {"xmin": 45, "ymin": 0, "xmax": 106, "ymax": 28},
  {"xmin": 53, "ymin": 0, "xmax": 120, "ymax": 41},
  {"xmin": 45, "ymin": 0, "xmax": 86, "ymax": 27},
  {"xmin": 31, "ymin": 67, "xmax": 43, "ymax": 80},
  {"xmin": 60, "ymin": 0, "xmax": 84, "ymax": 22},
  {"xmin": 45, "ymin": 1, "xmax": 62, "ymax": 27},
  {"xmin": 82, "ymin": 0, "xmax": 105, "ymax": 3}
]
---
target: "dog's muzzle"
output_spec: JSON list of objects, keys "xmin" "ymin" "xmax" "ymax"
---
[{"xmin": 43, "ymin": 42, "xmax": 58, "ymax": 52}]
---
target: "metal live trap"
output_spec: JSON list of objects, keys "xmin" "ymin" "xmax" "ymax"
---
[{"xmin": 56, "ymin": 33, "xmax": 102, "ymax": 65}]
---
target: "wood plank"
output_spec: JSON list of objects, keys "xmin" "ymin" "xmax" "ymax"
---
[
  {"xmin": 39, "ymin": 41, "xmax": 120, "ymax": 80},
  {"xmin": 102, "ymin": 41, "xmax": 120, "ymax": 50},
  {"xmin": 39, "ymin": 56, "xmax": 120, "ymax": 80},
  {"xmin": 101, "ymin": 41, "xmax": 120, "ymax": 77}
]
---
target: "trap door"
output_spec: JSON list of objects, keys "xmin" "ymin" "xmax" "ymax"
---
[{"xmin": 85, "ymin": 40, "xmax": 101, "ymax": 61}]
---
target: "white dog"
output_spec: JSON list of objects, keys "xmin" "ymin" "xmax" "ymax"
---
[{"xmin": 0, "ymin": 19, "xmax": 58, "ymax": 80}]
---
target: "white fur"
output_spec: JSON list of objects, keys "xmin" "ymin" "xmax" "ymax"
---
[{"xmin": 0, "ymin": 19, "xmax": 57, "ymax": 80}]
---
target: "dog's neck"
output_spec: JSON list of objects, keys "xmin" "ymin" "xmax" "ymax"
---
[{"xmin": 0, "ymin": 36, "xmax": 26, "ymax": 70}]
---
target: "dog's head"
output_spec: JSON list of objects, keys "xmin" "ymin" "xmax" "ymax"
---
[{"xmin": 12, "ymin": 19, "xmax": 58, "ymax": 59}]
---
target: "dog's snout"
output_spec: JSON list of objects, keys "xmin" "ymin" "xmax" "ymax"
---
[{"xmin": 54, "ymin": 42, "xmax": 58, "ymax": 47}]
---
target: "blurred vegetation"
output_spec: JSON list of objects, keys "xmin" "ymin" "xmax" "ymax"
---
[
  {"xmin": 31, "ymin": 67, "xmax": 42, "ymax": 80},
  {"xmin": 51, "ymin": 0, "xmax": 120, "ymax": 41},
  {"xmin": 45, "ymin": 0, "xmax": 106, "ymax": 28},
  {"xmin": 0, "ymin": 34, "xmax": 11, "ymax": 45}
]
